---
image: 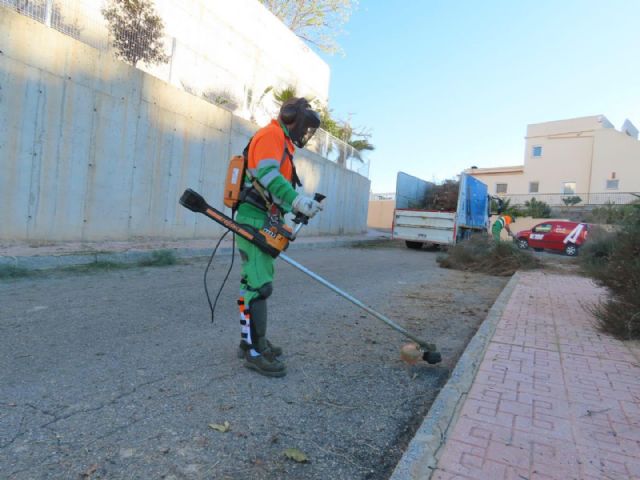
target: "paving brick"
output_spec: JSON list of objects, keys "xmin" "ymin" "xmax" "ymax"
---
[
  {"xmin": 513, "ymin": 412, "xmax": 574, "ymax": 440},
  {"xmin": 431, "ymin": 470, "xmax": 473, "ymax": 480},
  {"xmin": 448, "ymin": 416, "xmax": 515, "ymax": 448},
  {"xmin": 436, "ymin": 439, "xmax": 502, "ymax": 479},
  {"xmin": 434, "ymin": 272, "xmax": 640, "ymax": 480},
  {"xmin": 578, "ymin": 445, "xmax": 640, "ymax": 480}
]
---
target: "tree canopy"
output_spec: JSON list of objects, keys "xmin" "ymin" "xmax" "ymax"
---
[
  {"xmin": 260, "ymin": 0, "xmax": 357, "ymax": 54},
  {"xmin": 102, "ymin": 0, "xmax": 169, "ymax": 67}
]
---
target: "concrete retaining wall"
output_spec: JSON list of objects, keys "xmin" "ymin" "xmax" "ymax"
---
[{"xmin": 0, "ymin": 8, "xmax": 369, "ymax": 241}]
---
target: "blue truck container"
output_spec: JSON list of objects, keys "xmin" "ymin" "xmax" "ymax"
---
[
  {"xmin": 393, "ymin": 172, "xmax": 490, "ymax": 248},
  {"xmin": 455, "ymin": 173, "xmax": 490, "ymax": 239}
]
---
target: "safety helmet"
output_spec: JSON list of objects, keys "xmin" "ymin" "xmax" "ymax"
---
[{"xmin": 278, "ymin": 98, "xmax": 321, "ymax": 148}]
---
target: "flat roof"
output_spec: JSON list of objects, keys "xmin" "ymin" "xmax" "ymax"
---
[{"xmin": 466, "ymin": 165, "xmax": 524, "ymax": 175}]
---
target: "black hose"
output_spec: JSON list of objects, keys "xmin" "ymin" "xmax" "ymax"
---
[
  {"xmin": 211, "ymin": 234, "xmax": 236, "ymax": 322},
  {"xmin": 204, "ymin": 229, "xmax": 236, "ymax": 324}
]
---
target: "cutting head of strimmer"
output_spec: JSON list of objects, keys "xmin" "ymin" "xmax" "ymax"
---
[{"xmin": 400, "ymin": 342, "xmax": 442, "ymax": 365}]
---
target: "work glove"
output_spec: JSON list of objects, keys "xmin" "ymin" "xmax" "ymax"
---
[{"xmin": 292, "ymin": 194, "xmax": 323, "ymax": 219}]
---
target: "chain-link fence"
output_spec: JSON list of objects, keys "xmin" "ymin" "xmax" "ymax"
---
[
  {"xmin": 369, "ymin": 192, "xmax": 395, "ymax": 200},
  {"xmin": 2, "ymin": 0, "xmax": 108, "ymax": 49},
  {"xmin": 500, "ymin": 192, "xmax": 640, "ymax": 206},
  {"xmin": 2, "ymin": 0, "xmax": 371, "ymax": 178}
]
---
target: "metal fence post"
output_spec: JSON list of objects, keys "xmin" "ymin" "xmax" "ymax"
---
[
  {"xmin": 45, "ymin": 0, "xmax": 54, "ymax": 27},
  {"xmin": 167, "ymin": 37, "xmax": 177, "ymax": 85}
]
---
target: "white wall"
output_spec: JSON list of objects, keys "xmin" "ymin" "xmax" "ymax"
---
[
  {"xmin": 523, "ymin": 135, "xmax": 593, "ymax": 194},
  {"xmin": 469, "ymin": 172, "xmax": 527, "ymax": 196},
  {"xmin": 0, "ymin": 8, "xmax": 368, "ymax": 242},
  {"xmin": 591, "ymin": 128, "xmax": 640, "ymax": 193},
  {"xmin": 149, "ymin": 0, "xmax": 331, "ymax": 122},
  {"xmin": 367, "ymin": 200, "xmax": 395, "ymax": 230},
  {"xmin": 1, "ymin": 0, "xmax": 330, "ymax": 126}
]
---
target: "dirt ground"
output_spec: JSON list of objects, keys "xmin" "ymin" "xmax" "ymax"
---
[{"xmin": 0, "ymin": 241, "xmax": 507, "ymax": 479}]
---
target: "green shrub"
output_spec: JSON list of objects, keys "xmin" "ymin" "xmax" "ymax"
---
[
  {"xmin": 562, "ymin": 196, "xmax": 582, "ymax": 207},
  {"xmin": 580, "ymin": 207, "xmax": 640, "ymax": 339},
  {"xmin": 437, "ymin": 236, "xmax": 541, "ymax": 276},
  {"xmin": 490, "ymin": 197, "xmax": 522, "ymax": 217},
  {"xmin": 589, "ymin": 300, "xmax": 640, "ymax": 339},
  {"xmin": 523, "ymin": 197, "xmax": 551, "ymax": 218},
  {"xmin": 586, "ymin": 200, "xmax": 640, "ymax": 225}
]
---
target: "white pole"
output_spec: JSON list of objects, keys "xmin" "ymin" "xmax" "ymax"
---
[{"xmin": 45, "ymin": 0, "xmax": 54, "ymax": 27}]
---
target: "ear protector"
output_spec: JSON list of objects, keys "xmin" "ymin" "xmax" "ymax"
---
[
  {"xmin": 279, "ymin": 97, "xmax": 321, "ymax": 148},
  {"xmin": 280, "ymin": 98, "xmax": 309, "ymax": 124}
]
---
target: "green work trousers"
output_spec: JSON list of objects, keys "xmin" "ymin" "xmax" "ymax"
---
[
  {"xmin": 491, "ymin": 223, "xmax": 503, "ymax": 241},
  {"xmin": 235, "ymin": 204, "xmax": 275, "ymax": 305}
]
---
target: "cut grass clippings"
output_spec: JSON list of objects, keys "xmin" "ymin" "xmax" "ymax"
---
[
  {"xmin": 137, "ymin": 249, "xmax": 178, "ymax": 267},
  {"xmin": 0, "ymin": 249, "xmax": 180, "ymax": 280},
  {"xmin": 437, "ymin": 236, "xmax": 541, "ymax": 276},
  {"xmin": 0, "ymin": 264, "xmax": 31, "ymax": 279}
]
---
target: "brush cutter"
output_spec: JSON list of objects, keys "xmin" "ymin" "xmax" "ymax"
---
[{"xmin": 179, "ymin": 189, "xmax": 442, "ymax": 365}]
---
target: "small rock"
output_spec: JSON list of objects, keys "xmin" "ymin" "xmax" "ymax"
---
[{"xmin": 119, "ymin": 448, "xmax": 135, "ymax": 459}]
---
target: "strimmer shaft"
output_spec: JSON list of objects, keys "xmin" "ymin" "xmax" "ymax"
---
[{"xmin": 279, "ymin": 252, "xmax": 437, "ymax": 353}]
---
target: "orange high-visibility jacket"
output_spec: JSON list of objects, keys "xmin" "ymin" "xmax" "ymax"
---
[{"xmin": 245, "ymin": 120, "xmax": 299, "ymax": 211}]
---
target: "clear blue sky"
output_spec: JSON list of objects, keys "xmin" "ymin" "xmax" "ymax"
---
[{"xmin": 320, "ymin": 0, "xmax": 640, "ymax": 193}]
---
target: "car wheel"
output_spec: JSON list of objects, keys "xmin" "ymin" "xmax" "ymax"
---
[
  {"xmin": 405, "ymin": 241, "xmax": 423, "ymax": 250},
  {"xmin": 564, "ymin": 243, "xmax": 578, "ymax": 256},
  {"xmin": 517, "ymin": 239, "xmax": 528, "ymax": 250}
]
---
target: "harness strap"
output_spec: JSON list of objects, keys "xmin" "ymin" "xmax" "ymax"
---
[{"xmin": 240, "ymin": 135, "xmax": 301, "ymax": 211}]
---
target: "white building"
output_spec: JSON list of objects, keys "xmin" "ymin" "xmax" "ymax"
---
[{"xmin": 467, "ymin": 115, "xmax": 640, "ymax": 205}]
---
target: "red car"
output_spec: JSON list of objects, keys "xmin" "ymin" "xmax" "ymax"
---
[{"xmin": 515, "ymin": 221, "xmax": 589, "ymax": 256}]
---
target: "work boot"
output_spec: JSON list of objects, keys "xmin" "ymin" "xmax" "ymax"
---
[
  {"xmin": 244, "ymin": 351, "xmax": 286, "ymax": 378},
  {"xmin": 237, "ymin": 340, "xmax": 283, "ymax": 359}
]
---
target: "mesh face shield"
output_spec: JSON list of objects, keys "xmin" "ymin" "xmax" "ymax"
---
[{"xmin": 291, "ymin": 109, "xmax": 321, "ymax": 148}]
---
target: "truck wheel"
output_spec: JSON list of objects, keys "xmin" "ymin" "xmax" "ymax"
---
[
  {"xmin": 564, "ymin": 243, "xmax": 578, "ymax": 256},
  {"xmin": 516, "ymin": 239, "xmax": 529, "ymax": 250},
  {"xmin": 405, "ymin": 241, "xmax": 423, "ymax": 250}
]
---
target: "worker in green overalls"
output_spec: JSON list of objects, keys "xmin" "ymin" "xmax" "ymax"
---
[
  {"xmin": 492, "ymin": 214, "xmax": 515, "ymax": 241},
  {"xmin": 236, "ymin": 98, "xmax": 322, "ymax": 378}
]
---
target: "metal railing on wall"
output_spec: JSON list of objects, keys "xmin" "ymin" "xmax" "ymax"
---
[
  {"xmin": 305, "ymin": 129, "xmax": 370, "ymax": 178},
  {"xmin": 2, "ymin": 0, "xmax": 371, "ymax": 179},
  {"xmin": 2, "ymin": 0, "xmax": 109, "ymax": 49},
  {"xmin": 499, "ymin": 192, "xmax": 640, "ymax": 206}
]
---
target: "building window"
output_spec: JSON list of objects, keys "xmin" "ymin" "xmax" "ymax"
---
[
  {"xmin": 532, "ymin": 146, "xmax": 543, "ymax": 157},
  {"xmin": 496, "ymin": 183, "xmax": 507, "ymax": 194},
  {"xmin": 562, "ymin": 182, "xmax": 576, "ymax": 195},
  {"xmin": 606, "ymin": 179, "xmax": 619, "ymax": 190},
  {"xmin": 529, "ymin": 182, "xmax": 539, "ymax": 193}
]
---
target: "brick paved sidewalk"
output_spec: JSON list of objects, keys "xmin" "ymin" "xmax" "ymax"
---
[{"xmin": 433, "ymin": 271, "xmax": 640, "ymax": 480}]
